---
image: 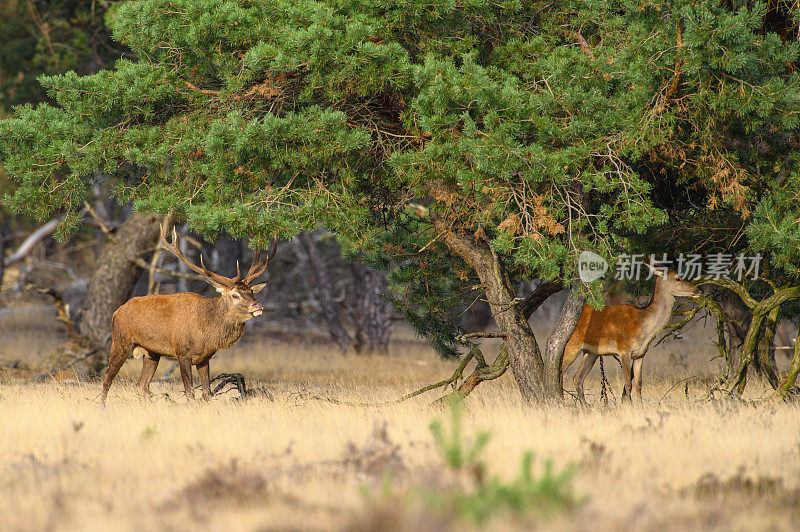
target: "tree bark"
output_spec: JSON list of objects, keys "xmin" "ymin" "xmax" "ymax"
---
[
  {"xmin": 351, "ymin": 261, "xmax": 391, "ymax": 353},
  {"xmin": 432, "ymin": 216, "xmax": 548, "ymax": 401},
  {"xmin": 214, "ymin": 236, "xmax": 243, "ymax": 278},
  {"xmin": 755, "ymin": 305, "xmax": 780, "ymax": 389},
  {"xmin": 75, "ymin": 213, "xmax": 162, "ymax": 375},
  {"xmin": 0, "ymin": 216, "xmax": 7, "ymax": 291},
  {"xmin": 542, "ymin": 286, "xmax": 586, "ymax": 399},
  {"xmin": 719, "ymin": 291, "xmax": 751, "ymax": 383},
  {"xmin": 779, "ymin": 329, "xmax": 800, "ymax": 395},
  {"xmin": 298, "ymin": 232, "xmax": 352, "ymax": 352}
]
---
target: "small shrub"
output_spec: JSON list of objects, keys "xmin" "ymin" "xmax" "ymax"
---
[{"xmin": 425, "ymin": 396, "xmax": 579, "ymax": 524}]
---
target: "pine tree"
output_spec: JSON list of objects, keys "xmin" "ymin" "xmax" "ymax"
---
[{"xmin": 2, "ymin": 0, "xmax": 800, "ymax": 399}]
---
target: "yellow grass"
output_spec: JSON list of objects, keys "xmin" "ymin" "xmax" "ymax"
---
[{"xmin": 1, "ymin": 320, "xmax": 800, "ymax": 531}]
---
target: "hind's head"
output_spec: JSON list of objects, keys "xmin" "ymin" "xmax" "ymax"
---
[{"xmin": 649, "ymin": 265, "xmax": 701, "ymax": 298}]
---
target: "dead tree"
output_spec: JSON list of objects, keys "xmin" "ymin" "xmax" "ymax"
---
[
  {"xmin": 0, "ymin": 216, "xmax": 7, "ymax": 290},
  {"xmin": 351, "ymin": 261, "xmax": 391, "ymax": 353},
  {"xmin": 298, "ymin": 231, "xmax": 353, "ymax": 352}
]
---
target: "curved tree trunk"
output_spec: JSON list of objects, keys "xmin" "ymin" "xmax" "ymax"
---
[
  {"xmin": 432, "ymin": 217, "xmax": 548, "ymax": 401},
  {"xmin": 719, "ymin": 291, "xmax": 751, "ymax": 382},
  {"xmin": 543, "ymin": 286, "xmax": 586, "ymax": 399},
  {"xmin": 755, "ymin": 305, "xmax": 780, "ymax": 389},
  {"xmin": 75, "ymin": 213, "xmax": 162, "ymax": 376}
]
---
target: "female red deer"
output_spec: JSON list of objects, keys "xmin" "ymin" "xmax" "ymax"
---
[
  {"xmin": 101, "ymin": 224, "xmax": 277, "ymax": 404},
  {"xmin": 562, "ymin": 267, "xmax": 700, "ymax": 405}
]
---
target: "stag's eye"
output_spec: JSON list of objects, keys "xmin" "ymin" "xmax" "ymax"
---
[{"xmin": 232, "ymin": 293, "xmax": 240, "ymax": 299}]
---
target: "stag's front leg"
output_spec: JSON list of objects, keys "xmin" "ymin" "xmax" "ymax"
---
[
  {"xmin": 178, "ymin": 355, "xmax": 195, "ymax": 401},
  {"xmin": 197, "ymin": 358, "xmax": 212, "ymax": 400}
]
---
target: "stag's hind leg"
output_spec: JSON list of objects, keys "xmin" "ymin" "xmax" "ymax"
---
[
  {"xmin": 101, "ymin": 336, "xmax": 131, "ymax": 405},
  {"xmin": 136, "ymin": 349, "xmax": 161, "ymax": 400}
]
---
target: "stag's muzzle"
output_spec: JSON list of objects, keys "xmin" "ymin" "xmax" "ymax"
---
[{"xmin": 251, "ymin": 303, "xmax": 264, "ymax": 317}]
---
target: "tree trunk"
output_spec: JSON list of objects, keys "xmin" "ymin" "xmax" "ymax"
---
[
  {"xmin": 214, "ymin": 236, "xmax": 243, "ymax": 278},
  {"xmin": 755, "ymin": 305, "xmax": 780, "ymax": 389},
  {"xmin": 0, "ymin": 216, "xmax": 7, "ymax": 291},
  {"xmin": 432, "ymin": 217, "xmax": 548, "ymax": 401},
  {"xmin": 75, "ymin": 213, "xmax": 162, "ymax": 375},
  {"xmin": 719, "ymin": 291, "xmax": 751, "ymax": 382},
  {"xmin": 351, "ymin": 261, "xmax": 391, "ymax": 353},
  {"xmin": 298, "ymin": 232, "xmax": 352, "ymax": 352},
  {"xmin": 542, "ymin": 286, "xmax": 586, "ymax": 398},
  {"xmin": 779, "ymin": 328, "xmax": 800, "ymax": 395}
]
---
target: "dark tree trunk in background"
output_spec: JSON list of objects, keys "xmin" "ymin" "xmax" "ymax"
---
[
  {"xmin": 298, "ymin": 232, "xmax": 353, "ymax": 352},
  {"xmin": 75, "ymin": 213, "xmax": 162, "ymax": 375},
  {"xmin": 542, "ymin": 286, "xmax": 586, "ymax": 399},
  {"xmin": 351, "ymin": 261, "xmax": 390, "ymax": 353},
  {"xmin": 214, "ymin": 236, "xmax": 243, "ymax": 278},
  {"xmin": 0, "ymin": 216, "xmax": 7, "ymax": 291}
]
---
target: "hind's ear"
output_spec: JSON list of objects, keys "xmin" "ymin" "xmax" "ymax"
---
[{"xmin": 250, "ymin": 282, "xmax": 268, "ymax": 294}]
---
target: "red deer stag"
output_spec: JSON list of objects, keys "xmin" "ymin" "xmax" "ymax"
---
[
  {"xmin": 562, "ymin": 267, "xmax": 700, "ymax": 405},
  {"xmin": 101, "ymin": 224, "xmax": 277, "ymax": 404}
]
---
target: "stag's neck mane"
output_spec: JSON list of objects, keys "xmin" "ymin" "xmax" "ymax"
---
[{"xmin": 199, "ymin": 294, "xmax": 246, "ymax": 349}]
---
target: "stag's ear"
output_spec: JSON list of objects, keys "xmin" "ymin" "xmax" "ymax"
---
[{"xmin": 250, "ymin": 281, "xmax": 268, "ymax": 294}]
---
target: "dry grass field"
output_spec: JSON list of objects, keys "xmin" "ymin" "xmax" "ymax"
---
[{"xmin": 2, "ymin": 309, "xmax": 800, "ymax": 531}]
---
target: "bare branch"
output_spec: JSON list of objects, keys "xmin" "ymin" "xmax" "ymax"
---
[
  {"xmin": 5, "ymin": 218, "xmax": 62, "ymax": 267},
  {"xmin": 131, "ymin": 257, "xmax": 208, "ymax": 283}
]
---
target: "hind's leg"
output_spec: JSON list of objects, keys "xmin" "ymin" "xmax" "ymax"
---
[
  {"xmin": 632, "ymin": 357, "xmax": 644, "ymax": 404},
  {"xmin": 102, "ymin": 337, "xmax": 130, "ymax": 405},
  {"xmin": 573, "ymin": 352, "xmax": 598, "ymax": 406},
  {"xmin": 136, "ymin": 349, "xmax": 161, "ymax": 400},
  {"xmin": 620, "ymin": 353, "xmax": 633, "ymax": 402}
]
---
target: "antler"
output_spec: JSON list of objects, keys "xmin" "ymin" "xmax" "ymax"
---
[
  {"xmin": 243, "ymin": 236, "xmax": 278, "ymax": 285},
  {"xmin": 159, "ymin": 223, "xmax": 242, "ymax": 287}
]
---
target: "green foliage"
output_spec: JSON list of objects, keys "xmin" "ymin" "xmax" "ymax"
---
[
  {"xmin": 426, "ymin": 396, "xmax": 578, "ymax": 524},
  {"xmin": 3, "ymin": 0, "xmax": 800, "ymax": 341},
  {"xmin": 429, "ymin": 396, "xmax": 491, "ymax": 470},
  {"xmin": 0, "ymin": 0, "xmax": 126, "ymax": 113}
]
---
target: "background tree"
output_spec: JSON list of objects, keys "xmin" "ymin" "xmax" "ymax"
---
[{"xmin": 3, "ymin": 0, "xmax": 799, "ymax": 399}]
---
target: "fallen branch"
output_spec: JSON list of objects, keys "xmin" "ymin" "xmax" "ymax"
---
[
  {"xmin": 456, "ymin": 331, "xmax": 507, "ymax": 342},
  {"xmin": 26, "ymin": 284, "xmax": 83, "ymax": 343},
  {"xmin": 303, "ymin": 346, "xmax": 483, "ymax": 407},
  {"xmin": 30, "ymin": 342, "xmax": 107, "ymax": 383}
]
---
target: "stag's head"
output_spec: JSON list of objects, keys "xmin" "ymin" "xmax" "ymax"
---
[{"xmin": 160, "ymin": 224, "xmax": 277, "ymax": 321}]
